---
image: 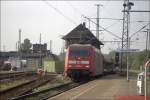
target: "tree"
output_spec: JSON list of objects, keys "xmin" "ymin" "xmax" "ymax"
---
[
  {"xmin": 20, "ymin": 38, "xmax": 32, "ymax": 53},
  {"xmin": 131, "ymin": 50, "xmax": 149, "ymax": 70}
]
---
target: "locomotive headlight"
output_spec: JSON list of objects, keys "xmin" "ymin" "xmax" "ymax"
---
[
  {"xmin": 85, "ymin": 65, "xmax": 89, "ymax": 68},
  {"xmin": 81, "ymin": 61, "xmax": 89, "ymax": 64},
  {"xmin": 69, "ymin": 60, "xmax": 76, "ymax": 64}
]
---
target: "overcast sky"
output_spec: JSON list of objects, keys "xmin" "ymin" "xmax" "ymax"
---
[{"xmin": 1, "ymin": 1, "xmax": 149, "ymax": 54}]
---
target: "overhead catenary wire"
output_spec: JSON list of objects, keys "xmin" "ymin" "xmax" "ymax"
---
[
  {"xmin": 130, "ymin": 23, "xmax": 150, "ymax": 38},
  {"xmin": 104, "ymin": 20, "xmax": 122, "ymax": 30},
  {"xmin": 64, "ymin": 2, "xmax": 122, "ymax": 40},
  {"xmin": 89, "ymin": 17, "xmax": 123, "ymax": 20},
  {"xmin": 42, "ymin": 0, "xmax": 77, "ymax": 25},
  {"xmin": 66, "ymin": 1, "xmax": 84, "ymax": 16},
  {"xmin": 43, "ymin": 1, "xmax": 147, "ymax": 41},
  {"xmin": 84, "ymin": 16, "xmax": 122, "ymax": 40},
  {"xmin": 66, "ymin": 1, "xmax": 86, "ymax": 23}
]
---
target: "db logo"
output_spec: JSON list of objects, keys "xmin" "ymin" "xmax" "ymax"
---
[{"xmin": 76, "ymin": 61, "xmax": 81, "ymax": 64}]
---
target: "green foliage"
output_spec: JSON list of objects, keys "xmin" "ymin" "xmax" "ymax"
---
[
  {"xmin": 130, "ymin": 50, "xmax": 149, "ymax": 70},
  {"xmin": 106, "ymin": 50, "xmax": 150, "ymax": 70},
  {"xmin": 58, "ymin": 52, "xmax": 66, "ymax": 62}
]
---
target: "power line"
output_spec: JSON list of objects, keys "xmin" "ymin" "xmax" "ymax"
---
[
  {"xmin": 90, "ymin": 17, "xmax": 123, "ymax": 20},
  {"xmin": 90, "ymin": 20, "xmax": 121, "ymax": 31},
  {"xmin": 130, "ymin": 23, "xmax": 150, "ymax": 38},
  {"xmin": 66, "ymin": 2, "xmax": 123, "ymax": 40},
  {"xmin": 130, "ymin": 21, "xmax": 149, "ymax": 23},
  {"xmin": 66, "ymin": 1, "xmax": 83, "ymax": 16},
  {"xmin": 104, "ymin": 20, "xmax": 122, "ymax": 29},
  {"xmin": 66, "ymin": 1, "xmax": 86, "ymax": 23},
  {"xmin": 42, "ymin": 0, "xmax": 77, "ymax": 25},
  {"xmin": 1, "ymin": 0, "xmax": 149, "ymax": 1},
  {"xmin": 123, "ymin": 10, "xmax": 150, "ymax": 12},
  {"xmin": 84, "ymin": 16, "xmax": 122, "ymax": 39}
]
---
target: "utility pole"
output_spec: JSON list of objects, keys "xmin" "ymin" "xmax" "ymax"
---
[
  {"xmin": 148, "ymin": 0, "xmax": 150, "ymax": 60},
  {"xmin": 39, "ymin": 33, "xmax": 42, "ymax": 68},
  {"xmin": 148, "ymin": 29, "xmax": 150, "ymax": 59},
  {"xmin": 95, "ymin": 4, "xmax": 102, "ymax": 40},
  {"xmin": 50, "ymin": 40, "xmax": 52, "ymax": 53},
  {"xmin": 19, "ymin": 29, "xmax": 21, "ymax": 52},
  {"xmin": 0, "ymin": 28, "xmax": 1, "ymax": 52},
  {"xmin": 143, "ymin": 29, "xmax": 150, "ymax": 59},
  {"xmin": 16, "ymin": 42, "xmax": 17, "ymax": 51},
  {"xmin": 18, "ymin": 29, "xmax": 22, "ymax": 68},
  {"xmin": 19, "ymin": 29, "xmax": 21, "ymax": 60},
  {"xmin": 122, "ymin": 0, "xmax": 134, "ymax": 81},
  {"xmin": 95, "ymin": 4, "xmax": 103, "ymax": 40}
]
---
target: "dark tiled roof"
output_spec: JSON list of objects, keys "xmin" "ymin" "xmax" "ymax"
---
[{"xmin": 62, "ymin": 24, "xmax": 103, "ymax": 45}]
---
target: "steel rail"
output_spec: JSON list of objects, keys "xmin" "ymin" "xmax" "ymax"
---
[{"xmin": 0, "ymin": 75, "xmax": 56, "ymax": 100}]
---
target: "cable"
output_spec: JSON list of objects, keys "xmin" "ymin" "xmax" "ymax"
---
[
  {"xmin": 90, "ymin": 17, "xmax": 123, "ymax": 20},
  {"xmin": 104, "ymin": 20, "xmax": 121, "ymax": 30},
  {"xmin": 42, "ymin": 0, "xmax": 77, "ymax": 25},
  {"xmin": 66, "ymin": 1, "xmax": 86, "ymax": 23},
  {"xmin": 66, "ymin": 2, "xmax": 122, "ymax": 40},
  {"xmin": 66, "ymin": 1, "xmax": 83, "ymax": 16},
  {"xmin": 130, "ymin": 21, "xmax": 149, "ymax": 23},
  {"xmin": 130, "ymin": 23, "xmax": 150, "ymax": 38},
  {"xmin": 84, "ymin": 16, "xmax": 122, "ymax": 40}
]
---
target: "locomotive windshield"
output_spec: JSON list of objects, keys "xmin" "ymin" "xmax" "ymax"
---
[{"xmin": 70, "ymin": 50, "xmax": 89, "ymax": 57}]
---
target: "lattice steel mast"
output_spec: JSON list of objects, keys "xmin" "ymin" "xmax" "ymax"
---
[{"xmin": 121, "ymin": 0, "xmax": 134, "ymax": 81}]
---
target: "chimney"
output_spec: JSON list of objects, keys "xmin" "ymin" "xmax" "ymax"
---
[{"xmin": 83, "ymin": 22, "xmax": 86, "ymax": 27}]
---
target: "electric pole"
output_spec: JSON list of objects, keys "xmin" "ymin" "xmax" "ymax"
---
[
  {"xmin": 122, "ymin": 0, "xmax": 134, "ymax": 81},
  {"xmin": 39, "ymin": 33, "xmax": 42, "ymax": 68},
  {"xmin": 95, "ymin": 4, "xmax": 102, "ymax": 40},
  {"xmin": 19, "ymin": 29, "xmax": 21, "ymax": 51},
  {"xmin": 148, "ymin": 0, "xmax": 150, "ymax": 59},
  {"xmin": 50, "ymin": 40, "xmax": 52, "ymax": 53},
  {"xmin": 121, "ymin": 1, "xmax": 150, "ymax": 81},
  {"xmin": 143, "ymin": 29, "xmax": 149, "ymax": 57},
  {"xmin": 0, "ymin": 28, "xmax": 1, "ymax": 52},
  {"xmin": 18, "ymin": 29, "xmax": 22, "ymax": 68},
  {"xmin": 19, "ymin": 29, "xmax": 21, "ymax": 59}
]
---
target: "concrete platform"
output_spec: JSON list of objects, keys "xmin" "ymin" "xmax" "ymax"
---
[{"xmin": 48, "ymin": 74, "xmax": 146, "ymax": 100}]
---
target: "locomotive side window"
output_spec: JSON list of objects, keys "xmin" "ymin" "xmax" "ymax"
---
[{"xmin": 70, "ymin": 50, "xmax": 89, "ymax": 57}]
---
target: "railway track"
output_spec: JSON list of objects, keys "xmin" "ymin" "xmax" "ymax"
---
[
  {"xmin": 0, "ymin": 74, "xmax": 57, "ymax": 100},
  {"xmin": 0, "ymin": 71, "xmax": 35, "ymax": 81},
  {"xmin": 10, "ymin": 82, "xmax": 81, "ymax": 100}
]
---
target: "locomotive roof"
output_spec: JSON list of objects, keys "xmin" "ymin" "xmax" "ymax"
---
[
  {"xmin": 62, "ymin": 23, "xmax": 103, "ymax": 45},
  {"xmin": 69, "ymin": 44, "xmax": 93, "ymax": 47}
]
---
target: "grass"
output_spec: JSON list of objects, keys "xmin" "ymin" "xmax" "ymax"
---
[
  {"xmin": 33, "ymin": 75, "xmax": 71, "ymax": 92},
  {"xmin": 0, "ymin": 79, "xmax": 30, "ymax": 91},
  {"xmin": 129, "ymin": 70, "xmax": 141, "ymax": 77}
]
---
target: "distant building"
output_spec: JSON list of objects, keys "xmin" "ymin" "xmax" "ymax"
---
[
  {"xmin": 62, "ymin": 23, "xmax": 103, "ymax": 49},
  {"xmin": 33, "ymin": 43, "xmax": 47, "ymax": 53}
]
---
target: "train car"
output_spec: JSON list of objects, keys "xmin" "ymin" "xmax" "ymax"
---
[
  {"xmin": 103, "ymin": 60, "xmax": 115, "ymax": 74},
  {"xmin": 64, "ymin": 44, "xmax": 103, "ymax": 81}
]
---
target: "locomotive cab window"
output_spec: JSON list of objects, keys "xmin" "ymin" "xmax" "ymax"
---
[{"xmin": 69, "ymin": 50, "xmax": 89, "ymax": 57}]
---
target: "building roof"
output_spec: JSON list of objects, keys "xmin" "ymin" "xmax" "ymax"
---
[{"xmin": 62, "ymin": 23, "xmax": 103, "ymax": 45}]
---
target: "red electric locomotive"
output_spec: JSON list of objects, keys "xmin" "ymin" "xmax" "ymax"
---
[{"xmin": 64, "ymin": 44, "xmax": 103, "ymax": 81}]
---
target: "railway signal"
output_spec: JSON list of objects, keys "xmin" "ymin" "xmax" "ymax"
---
[{"xmin": 115, "ymin": 52, "xmax": 119, "ymax": 64}]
